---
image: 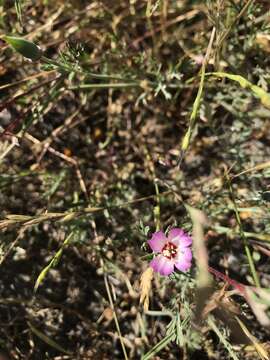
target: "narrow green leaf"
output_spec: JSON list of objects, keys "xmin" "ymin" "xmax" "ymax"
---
[
  {"xmin": 211, "ymin": 72, "xmax": 270, "ymax": 109},
  {"xmin": 15, "ymin": 0, "xmax": 23, "ymax": 25},
  {"xmin": 28, "ymin": 322, "xmax": 72, "ymax": 355},
  {"xmin": 34, "ymin": 232, "xmax": 74, "ymax": 293},
  {"xmin": 142, "ymin": 331, "xmax": 175, "ymax": 360}
]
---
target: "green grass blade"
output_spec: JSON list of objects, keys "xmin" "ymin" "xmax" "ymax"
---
[
  {"xmin": 210, "ymin": 72, "xmax": 270, "ymax": 109},
  {"xmin": 142, "ymin": 331, "xmax": 176, "ymax": 360},
  {"xmin": 28, "ymin": 322, "xmax": 72, "ymax": 355},
  {"xmin": 34, "ymin": 232, "xmax": 74, "ymax": 293},
  {"xmin": 15, "ymin": 0, "xmax": 23, "ymax": 25}
]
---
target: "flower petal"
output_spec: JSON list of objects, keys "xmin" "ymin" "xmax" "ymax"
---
[
  {"xmin": 168, "ymin": 228, "xmax": 192, "ymax": 248},
  {"xmin": 150, "ymin": 255, "xmax": 174, "ymax": 276},
  {"xmin": 148, "ymin": 231, "xmax": 167, "ymax": 253},
  {"xmin": 175, "ymin": 247, "xmax": 192, "ymax": 272}
]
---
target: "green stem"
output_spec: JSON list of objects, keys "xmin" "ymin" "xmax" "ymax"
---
[
  {"xmin": 208, "ymin": 316, "xmax": 240, "ymax": 360},
  {"xmin": 180, "ymin": 27, "xmax": 216, "ymax": 159},
  {"xmin": 41, "ymin": 56, "xmax": 139, "ymax": 82},
  {"xmin": 214, "ymin": 225, "xmax": 270, "ymax": 243},
  {"xmin": 225, "ymin": 173, "xmax": 260, "ymax": 288},
  {"xmin": 69, "ymin": 82, "xmax": 141, "ymax": 90},
  {"xmin": 41, "ymin": 56, "xmax": 184, "ymax": 90}
]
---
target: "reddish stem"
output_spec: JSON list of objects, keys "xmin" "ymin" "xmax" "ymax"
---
[{"xmin": 208, "ymin": 266, "xmax": 247, "ymax": 295}]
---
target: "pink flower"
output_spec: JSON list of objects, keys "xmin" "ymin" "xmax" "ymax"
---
[{"xmin": 148, "ymin": 228, "xmax": 192, "ymax": 276}]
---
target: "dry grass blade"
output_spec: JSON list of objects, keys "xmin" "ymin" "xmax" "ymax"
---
[
  {"xmin": 235, "ymin": 316, "xmax": 269, "ymax": 360},
  {"xmin": 186, "ymin": 205, "xmax": 213, "ymax": 322},
  {"xmin": 0, "ymin": 191, "xmax": 173, "ymax": 230},
  {"xmin": 103, "ymin": 270, "xmax": 128, "ymax": 360},
  {"xmin": 245, "ymin": 287, "xmax": 270, "ymax": 328},
  {"xmin": 232, "ymin": 160, "xmax": 270, "ymax": 179},
  {"xmin": 139, "ymin": 267, "xmax": 153, "ymax": 312}
]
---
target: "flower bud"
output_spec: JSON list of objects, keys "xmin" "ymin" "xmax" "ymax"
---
[{"xmin": 3, "ymin": 35, "xmax": 43, "ymax": 61}]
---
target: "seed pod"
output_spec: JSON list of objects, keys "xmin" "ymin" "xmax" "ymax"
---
[{"xmin": 3, "ymin": 35, "xmax": 43, "ymax": 61}]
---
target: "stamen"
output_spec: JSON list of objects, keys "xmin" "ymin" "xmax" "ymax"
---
[{"xmin": 161, "ymin": 242, "xmax": 177, "ymax": 259}]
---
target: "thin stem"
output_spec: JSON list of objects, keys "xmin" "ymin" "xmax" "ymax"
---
[
  {"xmin": 41, "ymin": 56, "xmax": 184, "ymax": 90},
  {"xmin": 207, "ymin": 316, "xmax": 240, "ymax": 360},
  {"xmin": 214, "ymin": 225, "xmax": 270, "ymax": 243},
  {"xmin": 143, "ymin": 145, "xmax": 161, "ymax": 230},
  {"xmin": 0, "ymin": 190, "xmax": 173, "ymax": 229},
  {"xmin": 225, "ymin": 172, "xmax": 260, "ymax": 288},
  {"xmin": 218, "ymin": 0, "xmax": 254, "ymax": 48},
  {"xmin": 103, "ymin": 271, "xmax": 128, "ymax": 360},
  {"xmin": 179, "ymin": 26, "xmax": 216, "ymax": 165},
  {"xmin": 41, "ymin": 56, "xmax": 138, "ymax": 82},
  {"xmin": 0, "ymin": 141, "xmax": 18, "ymax": 162},
  {"xmin": 208, "ymin": 266, "xmax": 246, "ymax": 295},
  {"xmin": 69, "ymin": 82, "xmax": 140, "ymax": 90}
]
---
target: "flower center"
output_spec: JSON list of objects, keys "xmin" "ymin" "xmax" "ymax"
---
[{"xmin": 161, "ymin": 242, "xmax": 177, "ymax": 259}]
